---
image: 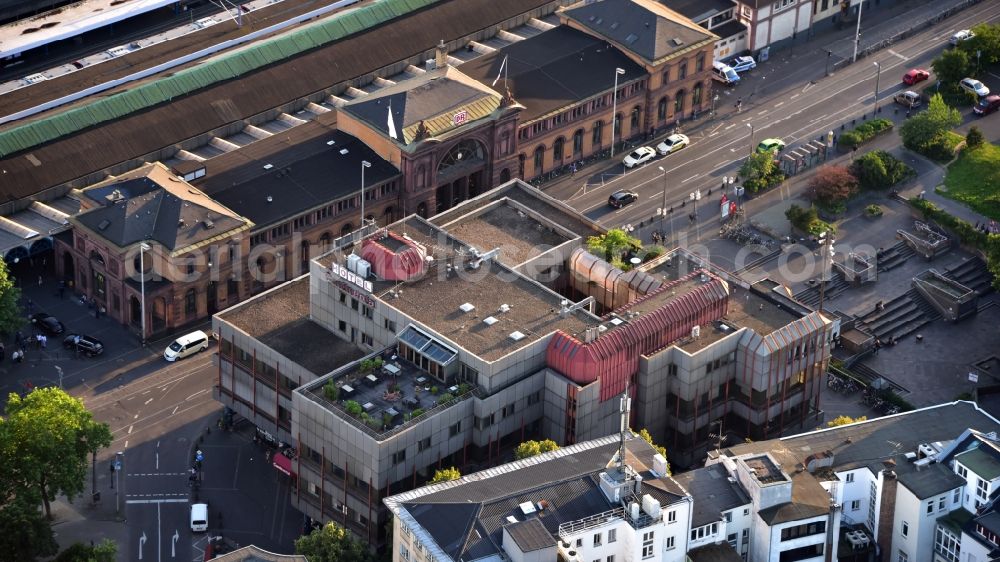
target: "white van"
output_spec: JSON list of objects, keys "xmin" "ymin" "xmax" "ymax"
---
[
  {"xmin": 190, "ymin": 503, "xmax": 208, "ymax": 532},
  {"xmin": 164, "ymin": 330, "xmax": 209, "ymax": 362},
  {"xmin": 712, "ymin": 61, "xmax": 740, "ymax": 85}
]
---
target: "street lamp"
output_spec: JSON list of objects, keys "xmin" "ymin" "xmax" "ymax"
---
[
  {"xmin": 711, "ymin": 94, "xmax": 720, "ymax": 118},
  {"xmin": 817, "ymin": 231, "xmax": 836, "ymax": 314},
  {"xmin": 360, "ymin": 160, "xmax": 372, "ymax": 234},
  {"xmin": 689, "ymin": 190, "xmax": 702, "ymax": 240},
  {"xmin": 851, "ymin": 0, "xmax": 864, "ymax": 64},
  {"xmin": 115, "ymin": 451, "xmax": 124, "ymax": 515},
  {"xmin": 138, "ymin": 242, "xmax": 150, "ymax": 346},
  {"xmin": 657, "ymin": 166, "xmax": 668, "ymax": 240},
  {"xmin": 872, "ymin": 61, "xmax": 881, "ymax": 115},
  {"xmin": 610, "ymin": 67, "xmax": 626, "ymax": 159},
  {"xmin": 825, "ymin": 50, "xmax": 832, "ymax": 77},
  {"xmin": 55, "ymin": 365, "xmax": 63, "ymax": 389},
  {"xmin": 746, "ymin": 123, "xmax": 755, "ymax": 156}
]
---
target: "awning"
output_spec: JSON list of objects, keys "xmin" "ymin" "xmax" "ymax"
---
[{"xmin": 273, "ymin": 453, "xmax": 295, "ymax": 477}]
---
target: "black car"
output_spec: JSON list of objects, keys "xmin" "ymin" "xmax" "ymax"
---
[
  {"xmin": 30, "ymin": 313, "xmax": 65, "ymax": 335},
  {"xmin": 63, "ymin": 334, "xmax": 104, "ymax": 357},
  {"xmin": 608, "ymin": 190, "xmax": 639, "ymax": 209}
]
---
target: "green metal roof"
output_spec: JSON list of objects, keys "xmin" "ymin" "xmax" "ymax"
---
[
  {"xmin": 0, "ymin": 0, "xmax": 441, "ymax": 158},
  {"xmin": 956, "ymin": 447, "xmax": 1000, "ymax": 480}
]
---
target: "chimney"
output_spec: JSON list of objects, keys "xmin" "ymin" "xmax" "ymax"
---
[
  {"xmin": 876, "ymin": 468, "xmax": 899, "ymax": 558},
  {"xmin": 435, "ymin": 40, "xmax": 448, "ymax": 69}
]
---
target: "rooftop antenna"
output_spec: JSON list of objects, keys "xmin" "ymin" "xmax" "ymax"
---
[{"xmin": 617, "ymin": 383, "xmax": 631, "ymax": 471}]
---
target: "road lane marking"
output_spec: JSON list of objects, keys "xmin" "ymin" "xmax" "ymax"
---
[
  {"xmin": 681, "ymin": 175, "xmax": 698, "ymax": 183},
  {"xmin": 888, "ymin": 50, "xmax": 908, "ymax": 61},
  {"xmin": 128, "ymin": 425, "xmax": 134, "ymax": 434},
  {"xmin": 171, "ymin": 405, "xmax": 179, "ymax": 415},
  {"xmin": 185, "ymin": 388, "xmax": 210, "ymax": 401},
  {"xmin": 125, "ymin": 499, "xmax": 188, "ymax": 504},
  {"xmin": 145, "ymin": 398, "xmax": 154, "ymax": 405},
  {"xmin": 774, "ymin": 102, "xmax": 784, "ymax": 107},
  {"xmin": 790, "ymin": 94, "xmax": 800, "ymax": 99}
]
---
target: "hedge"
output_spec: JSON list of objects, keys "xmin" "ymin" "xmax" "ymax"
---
[{"xmin": 838, "ymin": 118, "xmax": 894, "ymax": 148}]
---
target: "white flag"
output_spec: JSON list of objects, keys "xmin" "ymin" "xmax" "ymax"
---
[
  {"xmin": 492, "ymin": 54, "xmax": 508, "ymax": 87},
  {"xmin": 387, "ymin": 106, "xmax": 398, "ymax": 140}
]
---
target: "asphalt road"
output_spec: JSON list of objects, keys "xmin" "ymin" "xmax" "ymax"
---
[{"xmin": 548, "ymin": 0, "xmax": 1000, "ymax": 242}]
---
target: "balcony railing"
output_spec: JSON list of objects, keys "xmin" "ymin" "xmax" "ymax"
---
[{"xmin": 558, "ymin": 507, "xmax": 624, "ymax": 537}]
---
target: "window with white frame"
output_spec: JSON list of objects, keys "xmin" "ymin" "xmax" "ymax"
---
[
  {"xmin": 939, "ymin": 496, "xmax": 946, "ymax": 511},
  {"xmin": 953, "ymin": 488, "xmax": 961, "ymax": 504},
  {"xmin": 956, "ymin": 464, "xmax": 968, "ymax": 479},
  {"xmin": 851, "ymin": 500, "xmax": 861, "ymax": 511},
  {"xmin": 607, "ymin": 556, "xmax": 615, "ymax": 562},
  {"xmin": 898, "ymin": 550, "xmax": 908, "ymax": 562},
  {"xmin": 642, "ymin": 532, "xmax": 654, "ymax": 559},
  {"xmin": 935, "ymin": 526, "xmax": 960, "ymax": 562},
  {"xmin": 927, "ymin": 501, "xmax": 934, "ymax": 514},
  {"xmin": 902, "ymin": 522, "xmax": 909, "ymax": 537},
  {"xmin": 846, "ymin": 472, "xmax": 855, "ymax": 483},
  {"xmin": 608, "ymin": 529, "xmax": 616, "ymax": 543},
  {"xmin": 977, "ymin": 477, "xmax": 989, "ymax": 502},
  {"xmin": 668, "ymin": 510, "xmax": 677, "ymax": 523},
  {"xmin": 399, "ymin": 545, "xmax": 410, "ymax": 561},
  {"xmin": 667, "ymin": 536, "xmax": 676, "ymax": 549},
  {"xmin": 594, "ymin": 533, "xmax": 602, "ymax": 547}
]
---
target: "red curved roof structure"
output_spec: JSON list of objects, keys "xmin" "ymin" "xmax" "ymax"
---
[
  {"xmin": 361, "ymin": 233, "xmax": 426, "ymax": 281},
  {"xmin": 546, "ymin": 271, "xmax": 729, "ymax": 400}
]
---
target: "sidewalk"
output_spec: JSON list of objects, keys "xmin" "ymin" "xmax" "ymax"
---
[
  {"xmin": 537, "ymin": 0, "xmax": 983, "ymax": 201},
  {"xmin": 43, "ymin": 463, "xmax": 129, "ymax": 562}
]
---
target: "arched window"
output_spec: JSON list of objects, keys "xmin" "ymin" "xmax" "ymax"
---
[
  {"xmin": 518, "ymin": 153, "xmax": 526, "ymax": 177},
  {"xmin": 341, "ymin": 223, "xmax": 353, "ymax": 236},
  {"xmin": 630, "ymin": 106, "xmax": 642, "ymax": 131},
  {"xmin": 692, "ymin": 83, "xmax": 703, "ymax": 106},
  {"xmin": 592, "ymin": 121, "xmax": 603, "ymax": 146},
  {"xmin": 383, "ymin": 207, "xmax": 394, "ymax": 221},
  {"xmin": 658, "ymin": 97, "xmax": 668, "ymax": 121},
  {"xmin": 499, "ymin": 168, "xmax": 511, "ymax": 183},
  {"xmin": 184, "ymin": 288, "xmax": 197, "ymax": 315},
  {"xmin": 500, "ymin": 131, "xmax": 511, "ymax": 156},
  {"xmin": 661, "ymin": 68, "xmax": 670, "ymax": 86},
  {"xmin": 415, "ymin": 165, "xmax": 426, "ymax": 189},
  {"xmin": 679, "ymin": 62, "xmax": 687, "ymax": 80},
  {"xmin": 89, "ymin": 250, "xmax": 106, "ymax": 267},
  {"xmin": 319, "ymin": 232, "xmax": 332, "ymax": 252},
  {"xmin": 696, "ymin": 53, "xmax": 705, "ymax": 72},
  {"xmin": 674, "ymin": 90, "xmax": 685, "ymax": 114},
  {"xmin": 613, "ymin": 113, "xmax": 623, "ymax": 136},
  {"xmin": 553, "ymin": 137, "xmax": 565, "ymax": 164},
  {"xmin": 438, "ymin": 140, "xmax": 485, "ymax": 176},
  {"xmin": 533, "ymin": 145, "xmax": 545, "ymax": 176},
  {"xmin": 572, "ymin": 129, "xmax": 584, "ymax": 156}
]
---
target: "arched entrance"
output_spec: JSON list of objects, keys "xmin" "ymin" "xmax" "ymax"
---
[
  {"xmin": 129, "ymin": 296, "xmax": 141, "ymax": 328},
  {"xmin": 152, "ymin": 297, "xmax": 167, "ymax": 333},
  {"xmin": 62, "ymin": 252, "xmax": 75, "ymax": 285},
  {"xmin": 435, "ymin": 139, "xmax": 487, "ymax": 213}
]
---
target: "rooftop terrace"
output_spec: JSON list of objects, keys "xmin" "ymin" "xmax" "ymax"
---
[
  {"xmin": 301, "ymin": 350, "xmax": 475, "ymax": 440},
  {"xmin": 218, "ymin": 277, "xmax": 363, "ymax": 376},
  {"xmin": 744, "ymin": 455, "xmax": 787, "ymax": 485}
]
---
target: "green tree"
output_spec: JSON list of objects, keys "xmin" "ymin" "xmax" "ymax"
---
[
  {"xmin": 966, "ymin": 126, "xmax": 985, "ymax": 149},
  {"xmin": 587, "ymin": 229, "xmax": 641, "ymax": 263},
  {"xmin": 826, "ymin": 415, "xmax": 868, "ymax": 427},
  {"xmin": 54, "ymin": 539, "xmax": 118, "ymax": 562},
  {"xmin": 637, "ymin": 429, "xmax": 669, "ymax": 472},
  {"xmin": 0, "ymin": 259, "xmax": 23, "ymax": 338},
  {"xmin": 808, "ymin": 165, "xmax": 858, "ymax": 206},
  {"xmin": 739, "ymin": 151, "xmax": 783, "ymax": 193},
  {"xmin": 514, "ymin": 439, "xmax": 560, "ymax": 460},
  {"xmin": 429, "ymin": 467, "xmax": 461, "ymax": 483},
  {"xmin": 0, "ymin": 495, "xmax": 59, "ymax": 561},
  {"xmin": 932, "ymin": 48, "xmax": 970, "ymax": 87},
  {"xmin": 1, "ymin": 388, "xmax": 113, "ymax": 519},
  {"xmin": 966, "ymin": 22, "xmax": 1000, "ymax": 67},
  {"xmin": 900, "ymin": 93, "xmax": 962, "ymax": 153},
  {"xmin": 295, "ymin": 522, "xmax": 371, "ymax": 562}
]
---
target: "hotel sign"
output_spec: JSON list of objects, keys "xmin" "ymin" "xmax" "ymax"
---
[
  {"xmin": 453, "ymin": 110, "xmax": 468, "ymax": 125},
  {"xmin": 336, "ymin": 281, "xmax": 376, "ymax": 308},
  {"xmin": 327, "ymin": 264, "xmax": 373, "ymax": 293}
]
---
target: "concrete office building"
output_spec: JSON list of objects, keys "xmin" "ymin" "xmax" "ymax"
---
[{"xmin": 211, "ymin": 178, "xmax": 834, "ymax": 547}]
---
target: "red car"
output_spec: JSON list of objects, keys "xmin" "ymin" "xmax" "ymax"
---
[
  {"xmin": 903, "ymin": 69, "xmax": 930, "ymax": 85},
  {"xmin": 974, "ymin": 95, "xmax": 1000, "ymax": 116}
]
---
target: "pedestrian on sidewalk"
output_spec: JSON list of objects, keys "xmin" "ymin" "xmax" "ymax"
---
[
  {"xmin": 26, "ymin": 299, "xmax": 34, "ymax": 315},
  {"xmin": 39, "ymin": 335, "xmax": 46, "ymax": 349},
  {"xmin": 736, "ymin": 97, "xmax": 743, "ymax": 113}
]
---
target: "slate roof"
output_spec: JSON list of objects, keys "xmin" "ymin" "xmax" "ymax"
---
[
  {"xmin": 505, "ymin": 517, "xmax": 557, "ymax": 553},
  {"xmin": 897, "ymin": 463, "xmax": 966, "ymax": 500},
  {"xmin": 342, "ymin": 67, "xmax": 503, "ymax": 145},
  {"xmin": 459, "ymin": 25, "xmax": 645, "ymax": 123},
  {"xmin": 673, "ymin": 463, "xmax": 750, "ymax": 527},
  {"xmin": 0, "ymin": 0, "xmax": 551, "ymax": 201},
  {"xmin": 195, "ymin": 121, "xmax": 398, "ymax": 228},
  {"xmin": 661, "ymin": 0, "xmax": 739, "ymax": 22},
  {"xmin": 386, "ymin": 434, "xmax": 689, "ymax": 562},
  {"xmin": 562, "ymin": 0, "xmax": 717, "ymax": 65},
  {"xmin": 74, "ymin": 162, "xmax": 250, "ymax": 253}
]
